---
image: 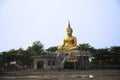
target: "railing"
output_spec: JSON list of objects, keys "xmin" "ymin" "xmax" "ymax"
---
[{"xmin": 55, "ymin": 51, "xmax": 66, "ymax": 70}]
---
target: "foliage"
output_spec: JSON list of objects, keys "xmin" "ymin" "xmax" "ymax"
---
[
  {"xmin": 78, "ymin": 43, "xmax": 96, "ymax": 53},
  {"xmin": 92, "ymin": 46, "xmax": 120, "ymax": 66},
  {"xmin": 92, "ymin": 48, "xmax": 110, "ymax": 65},
  {"xmin": 110, "ymin": 46, "xmax": 120, "ymax": 65},
  {"xmin": 27, "ymin": 41, "xmax": 44, "ymax": 54},
  {"xmin": 46, "ymin": 46, "xmax": 58, "ymax": 52}
]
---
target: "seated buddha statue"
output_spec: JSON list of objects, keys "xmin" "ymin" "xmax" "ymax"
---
[{"xmin": 58, "ymin": 21, "xmax": 78, "ymax": 51}]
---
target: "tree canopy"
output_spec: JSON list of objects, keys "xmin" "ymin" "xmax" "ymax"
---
[{"xmin": 46, "ymin": 46, "xmax": 58, "ymax": 52}]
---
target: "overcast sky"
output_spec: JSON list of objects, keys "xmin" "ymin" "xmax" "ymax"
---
[{"xmin": 0, "ymin": 0, "xmax": 120, "ymax": 51}]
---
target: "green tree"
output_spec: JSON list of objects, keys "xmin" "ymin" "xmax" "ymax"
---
[
  {"xmin": 1, "ymin": 49, "xmax": 17, "ymax": 65},
  {"xmin": 93, "ymin": 48, "xmax": 110, "ymax": 65},
  {"xmin": 92, "ymin": 46, "xmax": 120, "ymax": 69},
  {"xmin": 78, "ymin": 43, "xmax": 96, "ymax": 53},
  {"xmin": 17, "ymin": 48, "xmax": 25, "ymax": 66},
  {"xmin": 110, "ymin": 46, "xmax": 120, "ymax": 65},
  {"xmin": 27, "ymin": 41, "xmax": 44, "ymax": 54},
  {"xmin": 0, "ymin": 49, "xmax": 18, "ymax": 70},
  {"xmin": 46, "ymin": 46, "xmax": 58, "ymax": 52},
  {"xmin": 0, "ymin": 54, "xmax": 4, "ymax": 71},
  {"xmin": 7, "ymin": 49, "xmax": 17, "ymax": 63}
]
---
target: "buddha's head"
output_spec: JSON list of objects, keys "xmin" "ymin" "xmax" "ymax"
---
[{"xmin": 66, "ymin": 21, "xmax": 73, "ymax": 36}]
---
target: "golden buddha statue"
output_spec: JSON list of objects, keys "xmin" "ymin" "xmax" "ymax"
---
[{"xmin": 58, "ymin": 21, "xmax": 78, "ymax": 51}]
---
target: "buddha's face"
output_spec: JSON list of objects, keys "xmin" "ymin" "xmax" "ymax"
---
[{"xmin": 66, "ymin": 29, "xmax": 72, "ymax": 36}]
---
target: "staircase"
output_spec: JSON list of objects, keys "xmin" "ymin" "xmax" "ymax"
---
[{"xmin": 55, "ymin": 51, "xmax": 66, "ymax": 69}]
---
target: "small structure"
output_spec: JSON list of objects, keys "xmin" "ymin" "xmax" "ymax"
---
[
  {"xmin": 32, "ymin": 53, "xmax": 56, "ymax": 70},
  {"xmin": 32, "ymin": 51, "xmax": 91, "ymax": 70}
]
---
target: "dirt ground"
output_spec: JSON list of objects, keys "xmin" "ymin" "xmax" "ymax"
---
[{"xmin": 0, "ymin": 69, "xmax": 120, "ymax": 80}]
